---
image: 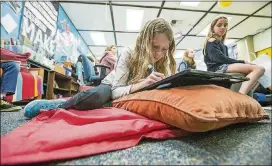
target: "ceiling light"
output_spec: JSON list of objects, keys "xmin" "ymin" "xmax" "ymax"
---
[
  {"xmin": 126, "ymin": 9, "xmax": 144, "ymax": 31},
  {"xmin": 198, "ymin": 16, "xmax": 232, "ymax": 36},
  {"xmin": 174, "ymin": 32, "xmax": 183, "ymax": 40},
  {"xmin": 180, "ymin": 1, "xmax": 200, "ymax": 7},
  {"xmin": 89, "ymin": 32, "xmax": 106, "ymax": 45},
  {"xmin": 175, "ymin": 33, "xmax": 182, "ymax": 39}
]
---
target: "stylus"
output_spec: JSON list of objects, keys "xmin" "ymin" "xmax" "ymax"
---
[{"xmin": 156, "ymin": 83, "xmax": 171, "ymax": 89}]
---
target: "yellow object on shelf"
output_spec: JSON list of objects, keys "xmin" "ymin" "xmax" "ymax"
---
[
  {"xmin": 63, "ymin": 62, "xmax": 73, "ymax": 68},
  {"xmin": 54, "ymin": 64, "xmax": 65, "ymax": 75},
  {"xmin": 218, "ymin": 0, "xmax": 232, "ymax": 8},
  {"xmin": 256, "ymin": 47, "xmax": 272, "ymax": 58}
]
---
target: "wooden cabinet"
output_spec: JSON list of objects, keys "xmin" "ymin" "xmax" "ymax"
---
[
  {"xmin": 27, "ymin": 60, "xmax": 79, "ymax": 100},
  {"xmin": 47, "ymin": 71, "xmax": 79, "ymax": 99},
  {"xmin": 71, "ymin": 77, "xmax": 80, "ymax": 96}
]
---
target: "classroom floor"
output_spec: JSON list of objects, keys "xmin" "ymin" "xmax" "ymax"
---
[{"xmin": 1, "ymin": 107, "xmax": 271, "ymax": 165}]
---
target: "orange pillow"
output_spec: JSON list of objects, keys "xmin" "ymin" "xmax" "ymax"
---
[{"xmin": 112, "ymin": 85, "xmax": 269, "ymax": 132}]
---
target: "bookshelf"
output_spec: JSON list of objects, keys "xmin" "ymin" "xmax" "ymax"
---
[
  {"xmin": 27, "ymin": 60, "xmax": 80, "ymax": 99},
  {"xmin": 47, "ymin": 71, "xmax": 79, "ymax": 99}
]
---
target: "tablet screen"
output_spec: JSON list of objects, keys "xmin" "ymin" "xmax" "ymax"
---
[{"xmin": 137, "ymin": 69, "xmax": 248, "ymax": 92}]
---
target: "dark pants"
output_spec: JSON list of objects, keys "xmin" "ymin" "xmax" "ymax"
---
[
  {"xmin": 59, "ymin": 84, "xmax": 112, "ymax": 110},
  {"xmin": 0, "ymin": 62, "xmax": 20, "ymax": 95}
]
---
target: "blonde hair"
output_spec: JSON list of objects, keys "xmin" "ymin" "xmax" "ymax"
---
[
  {"xmin": 203, "ymin": 16, "xmax": 228, "ymax": 55},
  {"xmin": 128, "ymin": 18, "xmax": 176, "ymax": 84},
  {"xmin": 105, "ymin": 45, "xmax": 116, "ymax": 52},
  {"xmin": 183, "ymin": 49, "xmax": 196, "ymax": 69}
]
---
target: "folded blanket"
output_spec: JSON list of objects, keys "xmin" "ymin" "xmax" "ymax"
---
[{"xmin": 1, "ymin": 108, "xmax": 188, "ymax": 165}]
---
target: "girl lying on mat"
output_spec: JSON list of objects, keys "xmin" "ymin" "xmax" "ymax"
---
[
  {"xmin": 203, "ymin": 16, "xmax": 265, "ymax": 95},
  {"xmin": 24, "ymin": 18, "xmax": 176, "ymax": 118}
]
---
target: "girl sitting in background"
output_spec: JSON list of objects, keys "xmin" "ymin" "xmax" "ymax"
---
[
  {"xmin": 24, "ymin": 18, "xmax": 176, "ymax": 118},
  {"xmin": 203, "ymin": 16, "xmax": 265, "ymax": 95},
  {"xmin": 99, "ymin": 45, "xmax": 117, "ymax": 76},
  {"xmin": 177, "ymin": 49, "xmax": 196, "ymax": 72}
]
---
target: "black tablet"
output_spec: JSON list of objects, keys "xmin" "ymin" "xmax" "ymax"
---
[{"xmin": 137, "ymin": 69, "xmax": 249, "ymax": 92}]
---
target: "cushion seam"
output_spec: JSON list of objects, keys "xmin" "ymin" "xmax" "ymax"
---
[
  {"xmin": 113, "ymin": 99, "xmax": 218, "ymax": 122},
  {"xmin": 113, "ymin": 99, "xmax": 267, "ymax": 121}
]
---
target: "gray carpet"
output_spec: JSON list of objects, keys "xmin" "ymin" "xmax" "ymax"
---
[{"xmin": 1, "ymin": 108, "xmax": 271, "ymax": 165}]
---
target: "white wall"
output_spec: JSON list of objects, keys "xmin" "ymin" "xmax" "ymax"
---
[
  {"xmin": 237, "ymin": 36, "xmax": 256, "ymax": 61},
  {"xmin": 253, "ymin": 28, "xmax": 272, "ymax": 52}
]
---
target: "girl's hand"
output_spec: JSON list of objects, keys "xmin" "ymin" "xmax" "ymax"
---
[
  {"xmin": 142, "ymin": 72, "xmax": 165, "ymax": 86},
  {"xmin": 130, "ymin": 72, "xmax": 165, "ymax": 93}
]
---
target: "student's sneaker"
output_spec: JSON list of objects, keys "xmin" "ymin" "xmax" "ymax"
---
[
  {"xmin": 0, "ymin": 100, "xmax": 22, "ymax": 112},
  {"xmin": 24, "ymin": 99, "xmax": 66, "ymax": 118}
]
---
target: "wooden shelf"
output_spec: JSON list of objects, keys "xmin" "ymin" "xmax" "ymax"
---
[
  {"xmin": 27, "ymin": 59, "xmax": 51, "ymax": 71},
  {"xmin": 25, "ymin": 61, "xmax": 81, "ymax": 100},
  {"xmin": 33, "ymin": 70, "xmax": 80, "ymax": 100},
  {"xmin": 54, "ymin": 87, "xmax": 70, "ymax": 92},
  {"xmin": 72, "ymin": 80, "xmax": 78, "ymax": 84},
  {"xmin": 55, "ymin": 72, "xmax": 71, "ymax": 80}
]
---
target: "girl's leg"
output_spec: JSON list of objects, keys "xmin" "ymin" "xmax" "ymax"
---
[
  {"xmin": 59, "ymin": 84, "xmax": 112, "ymax": 110},
  {"xmin": 24, "ymin": 84, "xmax": 112, "ymax": 118},
  {"xmin": 226, "ymin": 63, "xmax": 265, "ymax": 94},
  {"xmin": 251, "ymin": 82, "xmax": 260, "ymax": 93},
  {"xmin": 24, "ymin": 99, "xmax": 66, "ymax": 118}
]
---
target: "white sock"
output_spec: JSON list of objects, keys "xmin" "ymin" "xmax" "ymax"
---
[{"xmin": 0, "ymin": 93, "xmax": 6, "ymax": 99}]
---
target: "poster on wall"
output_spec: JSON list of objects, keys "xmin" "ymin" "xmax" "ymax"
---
[
  {"xmin": 55, "ymin": 6, "xmax": 90, "ymax": 64},
  {"xmin": 20, "ymin": 1, "xmax": 59, "ymax": 61},
  {"xmin": 78, "ymin": 35, "xmax": 90, "ymax": 58},
  {"xmin": 1, "ymin": 1, "xmax": 23, "ymax": 41}
]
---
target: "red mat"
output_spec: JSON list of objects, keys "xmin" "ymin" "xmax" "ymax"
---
[{"xmin": 1, "ymin": 108, "xmax": 188, "ymax": 165}]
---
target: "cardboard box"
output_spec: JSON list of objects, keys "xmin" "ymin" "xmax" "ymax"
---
[
  {"xmin": 54, "ymin": 64, "xmax": 65, "ymax": 75},
  {"xmin": 63, "ymin": 62, "xmax": 73, "ymax": 68}
]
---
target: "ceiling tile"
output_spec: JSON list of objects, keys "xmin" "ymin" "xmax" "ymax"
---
[
  {"xmin": 113, "ymin": 1, "xmax": 162, "ymax": 7},
  {"xmin": 79, "ymin": 31, "xmax": 115, "ymax": 45},
  {"xmin": 190, "ymin": 13, "xmax": 217, "ymax": 35},
  {"xmin": 254, "ymin": 3, "xmax": 272, "ymax": 16},
  {"xmin": 164, "ymin": 1, "xmax": 215, "ymax": 11},
  {"xmin": 160, "ymin": 9, "xmax": 205, "ymax": 34},
  {"xmin": 89, "ymin": 46, "xmax": 106, "ymax": 59},
  {"xmin": 174, "ymin": 50, "xmax": 185, "ymax": 59},
  {"xmin": 190, "ymin": 14, "xmax": 247, "ymax": 35},
  {"xmin": 116, "ymin": 33, "xmax": 138, "ymax": 47},
  {"xmin": 177, "ymin": 36, "xmax": 206, "ymax": 50},
  {"xmin": 228, "ymin": 17, "xmax": 271, "ymax": 38},
  {"xmin": 113, "ymin": 6, "xmax": 159, "ymax": 31},
  {"xmin": 61, "ymin": 3, "xmax": 113, "ymax": 30},
  {"xmin": 212, "ymin": 2, "xmax": 267, "ymax": 14}
]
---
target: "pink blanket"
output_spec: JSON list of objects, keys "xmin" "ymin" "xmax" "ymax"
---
[{"xmin": 1, "ymin": 108, "xmax": 188, "ymax": 165}]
